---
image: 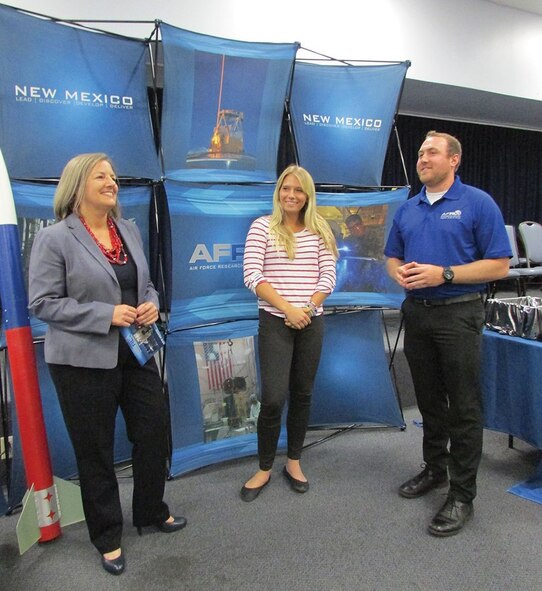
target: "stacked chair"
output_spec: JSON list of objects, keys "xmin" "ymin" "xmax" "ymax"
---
[
  {"xmin": 518, "ymin": 221, "xmax": 542, "ymax": 270},
  {"xmin": 487, "ymin": 224, "xmax": 542, "ymax": 299}
]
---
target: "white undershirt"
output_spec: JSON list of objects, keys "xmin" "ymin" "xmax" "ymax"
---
[{"xmin": 426, "ymin": 190, "xmax": 447, "ymax": 205}]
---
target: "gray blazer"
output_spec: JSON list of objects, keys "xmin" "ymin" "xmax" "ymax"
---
[{"xmin": 28, "ymin": 213, "xmax": 159, "ymax": 369}]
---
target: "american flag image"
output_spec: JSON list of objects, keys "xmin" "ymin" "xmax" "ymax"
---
[{"xmin": 203, "ymin": 341, "xmax": 233, "ymax": 390}]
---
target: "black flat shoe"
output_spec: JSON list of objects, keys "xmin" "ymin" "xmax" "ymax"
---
[
  {"xmin": 101, "ymin": 553, "xmax": 125, "ymax": 576},
  {"xmin": 428, "ymin": 496, "xmax": 473, "ymax": 537},
  {"xmin": 240, "ymin": 475, "xmax": 271, "ymax": 502},
  {"xmin": 282, "ymin": 466, "xmax": 309, "ymax": 493},
  {"xmin": 137, "ymin": 516, "xmax": 187, "ymax": 535}
]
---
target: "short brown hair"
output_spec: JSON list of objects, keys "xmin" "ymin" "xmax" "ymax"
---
[{"xmin": 425, "ymin": 131, "xmax": 462, "ymax": 170}]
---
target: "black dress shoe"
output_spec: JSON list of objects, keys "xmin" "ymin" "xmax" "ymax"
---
[
  {"xmin": 136, "ymin": 516, "xmax": 187, "ymax": 535},
  {"xmin": 240, "ymin": 476, "xmax": 271, "ymax": 502},
  {"xmin": 282, "ymin": 466, "xmax": 309, "ymax": 493},
  {"xmin": 154, "ymin": 516, "xmax": 187, "ymax": 533},
  {"xmin": 101, "ymin": 553, "xmax": 125, "ymax": 576},
  {"xmin": 398, "ymin": 467, "xmax": 448, "ymax": 498},
  {"xmin": 428, "ymin": 496, "xmax": 473, "ymax": 537}
]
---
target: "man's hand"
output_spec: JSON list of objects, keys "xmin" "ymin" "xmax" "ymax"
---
[{"xmin": 397, "ymin": 262, "xmax": 445, "ymax": 290}]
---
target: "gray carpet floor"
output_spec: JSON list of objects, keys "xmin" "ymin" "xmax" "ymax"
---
[
  {"xmin": 1, "ymin": 304, "xmax": 541, "ymax": 590},
  {"xmin": 1, "ymin": 405, "xmax": 541, "ymax": 591}
]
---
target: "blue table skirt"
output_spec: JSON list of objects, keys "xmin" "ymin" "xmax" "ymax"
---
[
  {"xmin": 482, "ymin": 330, "xmax": 542, "ymax": 450},
  {"xmin": 482, "ymin": 330, "xmax": 542, "ymax": 504}
]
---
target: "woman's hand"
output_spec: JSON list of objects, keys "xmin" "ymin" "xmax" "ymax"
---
[
  {"xmin": 135, "ymin": 302, "xmax": 159, "ymax": 326},
  {"xmin": 111, "ymin": 302, "xmax": 158, "ymax": 327},
  {"xmin": 284, "ymin": 305, "xmax": 311, "ymax": 330},
  {"xmin": 111, "ymin": 304, "xmax": 138, "ymax": 327}
]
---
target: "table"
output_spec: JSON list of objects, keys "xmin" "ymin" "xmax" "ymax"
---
[
  {"xmin": 482, "ymin": 329, "xmax": 542, "ymax": 449},
  {"xmin": 482, "ymin": 329, "xmax": 542, "ymax": 504}
]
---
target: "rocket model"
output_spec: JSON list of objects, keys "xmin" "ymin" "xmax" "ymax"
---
[{"xmin": 0, "ymin": 148, "xmax": 83, "ymax": 554}]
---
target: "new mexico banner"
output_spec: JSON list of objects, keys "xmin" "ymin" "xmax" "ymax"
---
[
  {"xmin": 0, "ymin": 5, "xmax": 160, "ymax": 179},
  {"xmin": 290, "ymin": 61, "xmax": 410, "ymax": 187}
]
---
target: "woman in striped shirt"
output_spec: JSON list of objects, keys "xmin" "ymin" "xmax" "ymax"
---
[{"xmin": 240, "ymin": 165, "xmax": 338, "ymax": 502}]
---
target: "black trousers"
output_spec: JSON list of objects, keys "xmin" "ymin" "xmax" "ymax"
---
[
  {"xmin": 401, "ymin": 297, "xmax": 485, "ymax": 502},
  {"xmin": 48, "ymin": 339, "xmax": 170, "ymax": 554},
  {"xmin": 257, "ymin": 310, "xmax": 324, "ymax": 471}
]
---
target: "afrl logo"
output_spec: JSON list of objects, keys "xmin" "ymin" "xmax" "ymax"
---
[
  {"xmin": 302, "ymin": 113, "xmax": 382, "ymax": 130},
  {"xmin": 189, "ymin": 243, "xmax": 245, "ymax": 264},
  {"xmin": 440, "ymin": 210, "xmax": 462, "ymax": 220},
  {"xmin": 14, "ymin": 85, "xmax": 134, "ymax": 108}
]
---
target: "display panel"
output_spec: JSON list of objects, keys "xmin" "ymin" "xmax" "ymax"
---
[
  {"xmin": 167, "ymin": 311, "xmax": 404, "ymax": 477},
  {"xmin": 0, "ymin": 5, "xmax": 160, "ymax": 179},
  {"xmin": 166, "ymin": 181, "xmax": 408, "ymax": 331},
  {"xmin": 0, "ymin": 181, "xmax": 154, "ymax": 345},
  {"xmin": 290, "ymin": 61, "xmax": 409, "ymax": 186},
  {"xmin": 160, "ymin": 23, "xmax": 298, "ymax": 182}
]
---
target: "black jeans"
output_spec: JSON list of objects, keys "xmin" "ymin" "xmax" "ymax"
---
[
  {"xmin": 257, "ymin": 310, "xmax": 324, "ymax": 471},
  {"xmin": 402, "ymin": 297, "xmax": 485, "ymax": 502},
  {"xmin": 48, "ymin": 339, "xmax": 170, "ymax": 554}
]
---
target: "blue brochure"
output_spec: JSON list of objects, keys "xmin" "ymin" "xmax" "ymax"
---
[{"xmin": 120, "ymin": 323, "xmax": 165, "ymax": 366}]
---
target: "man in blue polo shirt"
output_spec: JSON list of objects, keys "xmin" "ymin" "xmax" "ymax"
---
[{"xmin": 384, "ymin": 130, "xmax": 511, "ymax": 537}]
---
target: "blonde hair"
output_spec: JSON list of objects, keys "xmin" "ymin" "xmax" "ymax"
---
[
  {"xmin": 269, "ymin": 165, "xmax": 338, "ymax": 260},
  {"xmin": 53, "ymin": 153, "xmax": 120, "ymax": 220}
]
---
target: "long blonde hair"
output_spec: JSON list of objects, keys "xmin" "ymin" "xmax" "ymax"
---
[
  {"xmin": 53, "ymin": 153, "xmax": 120, "ymax": 220},
  {"xmin": 269, "ymin": 165, "xmax": 338, "ymax": 260}
]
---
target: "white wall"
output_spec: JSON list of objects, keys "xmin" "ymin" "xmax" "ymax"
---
[{"xmin": 6, "ymin": 0, "xmax": 542, "ymax": 101}]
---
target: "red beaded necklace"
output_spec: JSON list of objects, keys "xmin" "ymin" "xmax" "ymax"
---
[{"xmin": 80, "ymin": 216, "xmax": 128, "ymax": 265}]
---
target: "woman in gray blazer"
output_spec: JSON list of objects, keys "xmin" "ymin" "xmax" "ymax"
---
[{"xmin": 28, "ymin": 153, "xmax": 185, "ymax": 576}]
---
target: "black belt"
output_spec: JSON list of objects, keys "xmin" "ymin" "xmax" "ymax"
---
[{"xmin": 411, "ymin": 292, "xmax": 482, "ymax": 307}]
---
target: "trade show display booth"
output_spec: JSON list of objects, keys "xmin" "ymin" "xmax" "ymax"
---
[{"xmin": 0, "ymin": 4, "xmax": 412, "ymax": 514}]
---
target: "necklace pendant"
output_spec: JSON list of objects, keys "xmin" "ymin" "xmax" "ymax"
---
[{"xmin": 80, "ymin": 215, "xmax": 129, "ymax": 265}]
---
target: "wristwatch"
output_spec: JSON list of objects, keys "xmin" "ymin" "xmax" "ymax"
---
[{"xmin": 442, "ymin": 266, "xmax": 455, "ymax": 283}]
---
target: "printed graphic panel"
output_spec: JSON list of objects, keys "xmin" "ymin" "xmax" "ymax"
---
[
  {"xmin": 0, "ymin": 5, "xmax": 160, "ymax": 179},
  {"xmin": 290, "ymin": 61, "xmax": 409, "ymax": 186},
  {"xmin": 166, "ymin": 181, "xmax": 408, "ymax": 331},
  {"xmin": 194, "ymin": 336, "xmax": 260, "ymax": 443},
  {"xmin": 167, "ymin": 312, "xmax": 404, "ymax": 477},
  {"xmin": 1, "ymin": 181, "xmax": 153, "ymax": 345},
  {"xmin": 160, "ymin": 23, "xmax": 298, "ymax": 182}
]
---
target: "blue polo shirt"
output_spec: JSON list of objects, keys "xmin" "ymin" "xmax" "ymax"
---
[{"xmin": 384, "ymin": 176, "xmax": 511, "ymax": 299}]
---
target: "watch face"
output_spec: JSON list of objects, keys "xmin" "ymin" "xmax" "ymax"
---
[{"xmin": 443, "ymin": 268, "xmax": 454, "ymax": 281}]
